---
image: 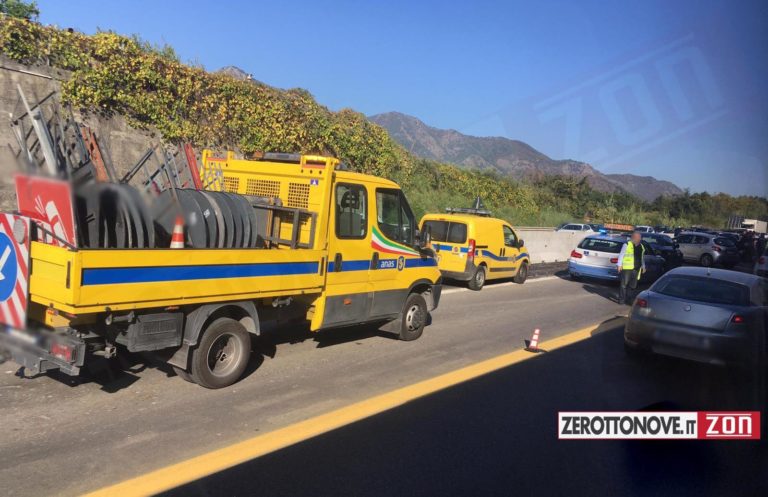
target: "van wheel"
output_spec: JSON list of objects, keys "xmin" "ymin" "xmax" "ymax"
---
[
  {"xmin": 468, "ymin": 265, "xmax": 486, "ymax": 291},
  {"xmin": 399, "ymin": 293, "xmax": 427, "ymax": 341},
  {"xmin": 190, "ymin": 318, "xmax": 251, "ymax": 389},
  {"xmin": 173, "ymin": 366, "xmax": 194, "ymax": 383},
  {"xmin": 514, "ymin": 261, "xmax": 528, "ymax": 284},
  {"xmin": 700, "ymin": 254, "xmax": 713, "ymax": 267}
]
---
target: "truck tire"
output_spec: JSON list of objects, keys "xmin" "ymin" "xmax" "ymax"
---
[
  {"xmin": 514, "ymin": 261, "xmax": 528, "ymax": 284},
  {"xmin": 398, "ymin": 293, "xmax": 428, "ymax": 341},
  {"xmin": 190, "ymin": 318, "xmax": 251, "ymax": 389},
  {"xmin": 468, "ymin": 265, "xmax": 486, "ymax": 291}
]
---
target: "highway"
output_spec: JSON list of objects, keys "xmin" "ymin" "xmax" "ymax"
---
[{"xmin": 1, "ymin": 272, "xmax": 765, "ymax": 496}]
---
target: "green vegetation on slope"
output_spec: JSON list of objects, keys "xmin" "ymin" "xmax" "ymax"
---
[{"xmin": 0, "ymin": 17, "xmax": 765, "ymax": 227}]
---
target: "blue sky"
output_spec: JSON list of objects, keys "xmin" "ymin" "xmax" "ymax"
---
[{"xmin": 38, "ymin": 0, "xmax": 767, "ymax": 197}]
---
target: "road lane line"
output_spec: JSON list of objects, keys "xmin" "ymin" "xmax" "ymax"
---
[
  {"xmin": 83, "ymin": 321, "xmax": 602, "ymax": 497},
  {"xmin": 441, "ymin": 275, "xmax": 558, "ymax": 295}
]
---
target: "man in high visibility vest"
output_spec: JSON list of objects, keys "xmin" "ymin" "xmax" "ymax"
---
[{"xmin": 617, "ymin": 231, "xmax": 645, "ymax": 304}]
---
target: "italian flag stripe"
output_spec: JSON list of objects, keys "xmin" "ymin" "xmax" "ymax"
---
[{"xmin": 371, "ymin": 226, "xmax": 418, "ymax": 256}]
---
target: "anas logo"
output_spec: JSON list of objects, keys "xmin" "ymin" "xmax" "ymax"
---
[{"xmin": 397, "ymin": 256, "xmax": 405, "ymax": 271}]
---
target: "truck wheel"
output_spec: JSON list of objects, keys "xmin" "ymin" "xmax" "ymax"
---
[
  {"xmin": 190, "ymin": 318, "xmax": 251, "ymax": 389},
  {"xmin": 700, "ymin": 254, "xmax": 713, "ymax": 267},
  {"xmin": 399, "ymin": 293, "xmax": 428, "ymax": 341},
  {"xmin": 514, "ymin": 261, "xmax": 528, "ymax": 284},
  {"xmin": 468, "ymin": 265, "xmax": 486, "ymax": 291},
  {"xmin": 173, "ymin": 366, "xmax": 194, "ymax": 383}
]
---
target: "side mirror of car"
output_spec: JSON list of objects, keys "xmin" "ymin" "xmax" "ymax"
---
[
  {"xmin": 417, "ymin": 225, "xmax": 432, "ymax": 254},
  {"xmin": 518, "ymin": 239, "xmax": 525, "ymax": 249},
  {"xmin": 674, "ymin": 243, "xmax": 680, "ymax": 249}
]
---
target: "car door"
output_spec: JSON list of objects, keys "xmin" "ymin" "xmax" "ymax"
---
[
  {"xmin": 676, "ymin": 234, "xmax": 693, "ymax": 260},
  {"xmin": 501, "ymin": 225, "xmax": 521, "ymax": 274},
  {"xmin": 322, "ymin": 181, "xmax": 373, "ymax": 328}
]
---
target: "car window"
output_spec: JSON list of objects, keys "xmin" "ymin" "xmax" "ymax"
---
[
  {"xmin": 447, "ymin": 223, "xmax": 467, "ymax": 244},
  {"xmin": 503, "ymin": 225, "xmax": 517, "ymax": 247},
  {"xmin": 423, "ymin": 221, "xmax": 448, "ymax": 242},
  {"xmin": 563, "ymin": 224, "xmax": 578, "ymax": 230},
  {"xmin": 677, "ymin": 235, "xmax": 691, "ymax": 244},
  {"xmin": 336, "ymin": 183, "xmax": 367, "ymax": 239},
  {"xmin": 577, "ymin": 238, "xmax": 623, "ymax": 253},
  {"xmin": 714, "ymin": 237, "xmax": 735, "ymax": 247},
  {"xmin": 653, "ymin": 275, "xmax": 750, "ymax": 306},
  {"xmin": 375, "ymin": 188, "xmax": 415, "ymax": 246}
]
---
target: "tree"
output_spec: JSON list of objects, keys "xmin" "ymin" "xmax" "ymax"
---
[{"xmin": 0, "ymin": 0, "xmax": 39, "ymax": 20}]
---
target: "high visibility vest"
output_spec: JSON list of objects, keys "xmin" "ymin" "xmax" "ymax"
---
[{"xmin": 622, "ymin": 241, "xmax": 644, "ymax": 279}]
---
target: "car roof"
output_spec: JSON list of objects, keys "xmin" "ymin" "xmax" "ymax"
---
[
  {"xmin": 420, "ymin": 213, "xmax": 509, "ymax": 227},
  {"xmin": 663, "ymin": 266, "xmax": 763, "ymax": 287}
]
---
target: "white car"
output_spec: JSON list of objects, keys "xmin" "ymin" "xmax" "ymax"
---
[
  {"xmin": 634, "ymin": 225, "xmax": 655, "ymax": 233},
  {"xmin": 556, "ymin": 223, "xmax": 595, "ymax": 233},
  {"xmin": 755, "ymin": 246, "xmax": 768, "ymax": 278}
]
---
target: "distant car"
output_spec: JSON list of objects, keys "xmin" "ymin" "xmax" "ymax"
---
[
  {"xmin": 675, "ymin": 232, "xmax": 739, "ymax": 268},
  {"xmin": 556, "ymin": 223, "xmax": 595, "ymax": 233},
  {"xmin": 568, "ymin": 234, "xmax": 664, "ymax": 283},
  {"xmin": 634, "ymin": 225, "xmax": 655, "ymax": 233},
  {"xmin": 625, "ymin": 267, "xmax": 767, "ymax": 367},
  {"xmin": 755, "ymin": 245, "xmax": 767, "ymax": 278},
  {"xmin": 640, "ymin": 233, "xmax": 684, "ymax": 270},
  {"xmin": 588, "ymin": 223, "xmax": 606, "ymax": 233}
]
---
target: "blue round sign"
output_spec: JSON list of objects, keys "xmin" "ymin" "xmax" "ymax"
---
[{"xmin": 0, "ymin": 232, "xmax": 18, "ymax": 302}]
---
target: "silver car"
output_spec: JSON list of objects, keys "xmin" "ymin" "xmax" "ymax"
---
[
  {"xmin": 624, "ymin": 267, "xmax": 767, "ymax": 367},
  {"xmin": 675, "ymin": 231, "xmax": 739, "ymax": 268}
]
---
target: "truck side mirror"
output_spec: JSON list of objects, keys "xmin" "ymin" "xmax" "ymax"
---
[
  {"xmin": 419, "ymin": 225, "xmax": 431, "ymax": 249},
  {"xmin": 518, "ymin": 239, "xmax": 525, "ymax": 249}
]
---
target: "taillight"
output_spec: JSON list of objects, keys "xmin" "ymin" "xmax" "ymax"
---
[
  {"xmin": 610, "ymin": 257, "xmax": 618, "ymax": 264},
  {"xmin": 467, "ymin": 239, "xmax": 476, "ymax": 262},
  {"xmin": 51, "ymin": 343, "xmax": 74, "ymax": 362},
  {"xmin": 731, "ymin": 315, "xmax": 745, "ymax": 324},
  {"xmin": 635, "ymin": 298, "xmax": 648, "ymax": 308},
  {"xmin": 570, "ymin": 250, "xmax": 583, "ymax": 259},
  {"xmin": 712, "ymin": 246, "xmax": 721, "ymax": 252}
]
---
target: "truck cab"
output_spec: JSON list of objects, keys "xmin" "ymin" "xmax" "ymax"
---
[{"xmin": 420, "ymin": 211, "xmax": 530, "ymax": 290}]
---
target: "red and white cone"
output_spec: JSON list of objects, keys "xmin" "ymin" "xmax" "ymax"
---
[
  {"xmin": 525, "ymin": 328, "xmax": 543, "ymax": 353},
  {"xmin": 170, "ymin": 216, "xmax": 185, "ymax": 248}
]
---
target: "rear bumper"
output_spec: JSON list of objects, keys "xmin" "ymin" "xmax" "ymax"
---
[
  {"xmin": 713, "ymin": 252, "xmax": 739, "ymax": 265},
  {"xmin": 568, "ymin": 260, "xmax": 619, "ymax": 281},
  {"xmin": 624, "ymin": 315, "xmax": 748, "ymax": 367},
  {"xmin": 0, "ymin": 326, "xmax": 85, "ymax": 376}
]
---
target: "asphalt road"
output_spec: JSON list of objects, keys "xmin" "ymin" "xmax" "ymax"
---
[
  {"xmin": 1, "ymin": 269, "xmax": 764, "ymax": 496},
  {"xmin": 0, "ymin": 274, "xmax": 623, "ymax": 496},
  {"xmin": 165, "ymin": 319, "xmax": 768, "ymax": 497}
]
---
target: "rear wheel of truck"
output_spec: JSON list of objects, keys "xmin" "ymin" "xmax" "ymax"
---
[
  {"xmin": 190, "ymin": 318, "xmax": 251, "ymax": 389},
  {"xmin": 398, "ymin": 293, "xmax": 428, "ymax": 341},
  {"xmin": 468, "ymin": 265, "xmax": 486, "ymax": 291},
  {"xmin": 173, "ymin": 366, "xmax": 194, "ymax": 383},
  {"xmin": 514, "ymin": 261, "xmax": 528, "ymax": 284}
]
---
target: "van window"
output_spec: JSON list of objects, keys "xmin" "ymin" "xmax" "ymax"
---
[
  {"xmin": 422, "ymin": 221, "xmax": 467, "ymax": 244},
  {"xmin": 577, "ymin": 237, "xmax": 623, "ymax": 253},
  {"xmin": 503, "ymin": 225, "xmax": 517, "ymax": 247},
  {"xmin": 376, "ymin": 189, "xmax": 416, "ymax": 246},
  {"xmin": 336, "ymin": 183, "xmax": 367, "ymax": 239}
]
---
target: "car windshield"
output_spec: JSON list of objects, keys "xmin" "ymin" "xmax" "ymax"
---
[
  {"xmin": 653, "ymin": 275, "xmax": 751, "ymax": 306},
  {"xmin": 578, "ymin": 237, "xmax": 623, "ymax": 253},
  {"xmin": 643, "ymin": 234, "xmax": 673, "ymax": 246}
]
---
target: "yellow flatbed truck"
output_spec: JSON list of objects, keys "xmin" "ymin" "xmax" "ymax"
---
[{"xmin": 0, "ymin": 151, "xmax": 441, "ymax": 388}]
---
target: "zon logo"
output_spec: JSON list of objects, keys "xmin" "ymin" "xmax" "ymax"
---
[{"xmin": 699, "ymin": 412, "xmax": 760, "ymax": 440}]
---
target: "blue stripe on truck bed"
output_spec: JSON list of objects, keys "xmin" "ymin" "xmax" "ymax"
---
[{"xmin": 81, "ymin": 261, "xmax": 320, "ymax": 285}]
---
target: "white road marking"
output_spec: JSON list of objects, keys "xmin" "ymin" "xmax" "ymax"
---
[{"xmin": 442, "ymin": 275, "xmax": 559, "ymax": 295}]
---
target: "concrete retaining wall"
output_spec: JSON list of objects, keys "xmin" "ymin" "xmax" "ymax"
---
[{"xmin": 518, "ymin": 228, "xmax": 588, "ymax": 264}]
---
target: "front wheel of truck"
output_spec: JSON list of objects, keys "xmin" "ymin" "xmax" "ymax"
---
[
  {"xmin": 190, "ymin": 318, "xmax": 251, "ymax": 389},
  {"xmin": 398, "ymin": 293, "xmax": 428, "ymax": 341}
]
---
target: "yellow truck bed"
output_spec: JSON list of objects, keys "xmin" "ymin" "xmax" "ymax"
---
[{"xmin": 30, "ymin": 242, "xmax": 325, "ymax": 314}]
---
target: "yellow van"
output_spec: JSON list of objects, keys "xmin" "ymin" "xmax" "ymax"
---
[{"xmin": 420, "ymin": 210, "xmax": 530, "ymax": 290}]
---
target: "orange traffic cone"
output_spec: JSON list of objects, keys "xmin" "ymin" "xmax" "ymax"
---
[
  {"xmin": 170, "ymin": 216, "xmax": 185, "ymax": 248},
  {"xmin": 524, "ymin": 328, "xmax": 544, "ymax": 353}
]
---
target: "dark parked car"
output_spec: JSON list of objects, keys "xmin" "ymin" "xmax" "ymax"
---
[
  {"xmin": 640, "ymin": 233, "xmax": 684, "ymax": 270},
  {"xmin": 625, "ymin": 267, "xmax": 767, "ymax": 367}
]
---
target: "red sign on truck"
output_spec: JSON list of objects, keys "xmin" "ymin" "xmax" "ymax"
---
[{"xmin": 15, "ymin": 175, "xmax": 77, "ymax": 248}]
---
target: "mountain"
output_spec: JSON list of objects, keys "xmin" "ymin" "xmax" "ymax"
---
[{"xmin": 369, "ymin": 111, "xmax": 682, "ymax": 202}]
